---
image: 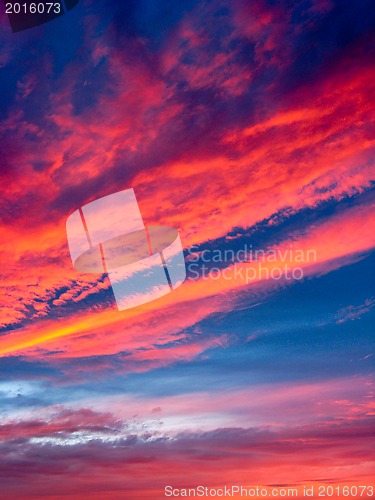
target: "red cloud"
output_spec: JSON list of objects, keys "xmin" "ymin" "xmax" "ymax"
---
[
  {"xmin": 0, "ymin": 0, "xmax": 373, "ymax": 361},
  {"xmin": 0, "ymin": 380, "xmax": 373, "ymax": 498}
]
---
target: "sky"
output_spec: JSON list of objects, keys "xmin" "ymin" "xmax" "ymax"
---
[{"xmin": 0, "ymin": 0, "xmax": 374, "ymax": 498}]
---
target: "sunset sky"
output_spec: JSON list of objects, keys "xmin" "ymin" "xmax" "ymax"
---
[{"xmin": 0, "ymin": 0, "xmax": 374, "ymax": 498}]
